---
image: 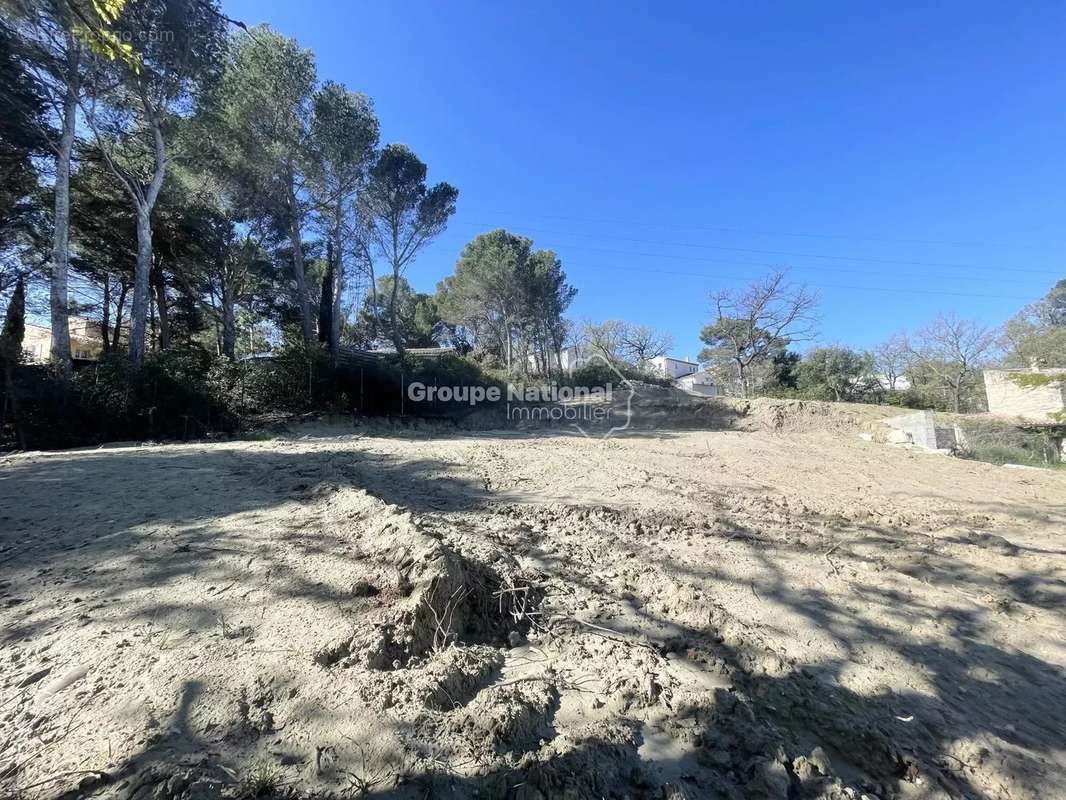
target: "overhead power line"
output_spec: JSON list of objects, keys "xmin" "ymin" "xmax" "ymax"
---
[
  {"xmin": 576, "ymin": 262, "xmax": 1035, "ymax": 302},
  {"xmin": 451, "ymin": 223, "xmax": 1057, "ymax": 290},
  {"xmin": 465, "ymin": 209, "xmax": 1052, "ymax": 251},
  {"xmin": 456, "ymin": 219, "xmax": 1062, "ymax": 277},
  {"xmin": 579, "ymin": 241, "xmax": 1052, "ymax": 289}
]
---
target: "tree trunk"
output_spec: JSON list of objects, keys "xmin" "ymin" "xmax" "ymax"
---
[
  {"xmin": 113, "ymin": 281, "xmax": 129, "ymax": 350},
  {"xmin": 286, "ymin": 178, "xmax": 313, "ymax": 345},
  {"xmin": 330, "ymin": 217, "xmax": 343, "ymax": 360},
  {"xmin": 368, "ymin": 260, "xmax": 379, "ymax": 342},
  {"xmin": 129, "ymin": 205, "xmax": 153, "ymax": 365},
  {"xmin": 152, "ymin": 264, "xmax": 169, "ymax": 351},
  {"xmin": 318, "ymin": 240, "xmax": 333, "ymax": 344},
  {"xmin": 100, "ymin": 279, "xmax": 111, "ymax": 352},
  {"xmin": 49, "ymin": 37, "xmax": 79, "ymax": 379},
  {"xmin": 504, "ymin": 320, "xmax": 512, "ymax": 372},
  {"xmin": 552, "ymin": 330, "xmax": 563, "ymax": 375},
  {"xmin": 126, "ymin": 95, "xmax": 167, "ymax": 367},
  {"xmin": 221, "ymin": 278, "xmax": 236, "ymax": 360},
  {"xmin": 149, "ymin": 287, "xmax": 156, "ymax": 350},
  {"xmin": 388, "ymin": 259, "xmax": 404, "ymax": 357}
]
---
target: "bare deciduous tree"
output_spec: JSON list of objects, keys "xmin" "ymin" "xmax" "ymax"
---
[
  {"xmin": 872, "ymin": 332, "xmax": 912, "ymax": 390},
  {"xmin": 909, "ymin": 313, "xmax": 997, "ymax": 412},
  {"xmin": 579, "ymin": 319, "xmax": 626, "ymax": 365},
  {"xmin": 619, "ymin": 324, "xmax": 673, "ymax": 366},
  {"xmin": 578, "ymin": 320, "xmax": 673, "ymax": 372},
  {"xmin": 699, "ymin": 270, "xmax": 819, "ymax": 396}
]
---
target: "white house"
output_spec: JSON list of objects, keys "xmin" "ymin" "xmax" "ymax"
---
[
  {"xmin": 676, "ymin": 368, "xmax": 719, "ymax": 397},
  {"xmin": 531, "ymin": 348, "xmax": 700, "ymax": 379},
  {"xmin": 650, "ymin": 356, "xmax": 699, "ymax": 380}
]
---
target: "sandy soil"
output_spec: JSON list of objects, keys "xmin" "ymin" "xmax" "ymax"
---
[{"xmin": 1, "ymin": 397, "xmax": 1065, "ymax": 800}]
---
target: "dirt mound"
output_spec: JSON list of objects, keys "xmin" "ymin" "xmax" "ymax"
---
[
  {"xmin": 727, "ymin": 396, "xmax": 898, "ymax": 433},
  {"xmin": 577, "ymin": 386, "xmax": 898, "ymax": 434},
  {"xmin": 312, "ymin": 505, "xmax": 541, "ymax": 672}
]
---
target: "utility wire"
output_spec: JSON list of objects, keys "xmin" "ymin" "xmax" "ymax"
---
[
  {"xmin": 464, "ymin": 209, "xmax": 1053, "ymax": 251},
  {"xmin": 455, "ymin": 219, "xmax": 1062, "ymax": 277},
  {"xmin": 449, "ymin": 225, "xmax": 1056, "ymax": 290},
  {"xmin": 573, "ymin": 261, "xmax": 1034, "ymax": 302}
]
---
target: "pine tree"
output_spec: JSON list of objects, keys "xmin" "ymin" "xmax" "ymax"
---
[{"xmin": 0, "ymin": 276, "xmax": 26, "ymax": 363}]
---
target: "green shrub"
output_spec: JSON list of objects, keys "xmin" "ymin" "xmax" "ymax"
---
[
  {"xmin": 233, "ymin": 345, "xmax": 343, "ymax": 414},
  {"xmin": 957, "ymin": 418, "xmax": 1061, "ymax": 468},
  {"xmin": 2, "ymin": 346, "xmax": 610, "ymax": 450},
  {"xmin": 3, "ymin": 348, "xmax": 239, "ymax": 450},
  {"xmin": 969, "ymin": 445, "xmax": 1042, "ymax": 466},
  {"xmin": 334, "ymin": 353, "xmax": 507, "ymax": 418},
  {"xmin": 564, "ymin": 360, "xmax": 669, "ymax": 389}
]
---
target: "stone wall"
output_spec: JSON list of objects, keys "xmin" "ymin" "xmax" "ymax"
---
[{"xmin": 983, "ymin": 369, "xmax": 1066, "ymax": 421}]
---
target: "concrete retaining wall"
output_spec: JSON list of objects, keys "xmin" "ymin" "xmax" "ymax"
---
[
  {"xmin": 983, "ymin": 369, "xmax": 1066, "ymax": 421},
  {"xmin": 883, "ymin": 411, "xmax": 957, "ymax": 451}
]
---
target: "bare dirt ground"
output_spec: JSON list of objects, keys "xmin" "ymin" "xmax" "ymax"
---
[{"xmin": 1, "ymin": 396, "xmax": 1065, "ymax": 800}]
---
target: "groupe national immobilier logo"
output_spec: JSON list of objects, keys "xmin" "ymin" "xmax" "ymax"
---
[{"xmin": 404, "ymin": 354, "xmax": 635, "ymax": 438}]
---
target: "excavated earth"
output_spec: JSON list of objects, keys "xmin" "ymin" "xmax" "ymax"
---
[{"xmin": 1, "ymin": 396, "xmax": 1064, "ymax": 800}]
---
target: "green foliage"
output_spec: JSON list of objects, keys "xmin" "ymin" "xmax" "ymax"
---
[
  {"xmin": 1045, "ymin": 278, "xmax": 1066, "ymax": 326},
  {"xmin": 238, "ymin": 763, "xmax": 280, "ymax": 799},
  {"xmin": 968, "ymin": 445, "xmax": 1046, "ymax": 467},
  {"xmin": 225, "ymin": 344, "xmax": 343, "ymax": 414},
  {"xmin": 0, "ymin": 21, "xmax": 48, "ymax": 250},
  {"xmin": 362, "ymin": 144, "xmax": 458, "ymax": 353},
  {"xmin": 1001, "ymin": 312, "xmax": 1066, "ymax": 369},
  {"xmin": 700, "ymin": 271, "xmax": 818, "ymax": 397},
  {"xmin": 208, "ymin": 24, "xmax": 316, "ymax": 232},
  {"xmin": 351, "ymin": 275, "xmax": 442, "ymax": 349},
  {"xmin": 0, "ymin": 276, "xmax": 26, "ymax": 363},
  {"xmin": 3, "ymin": 344, "xmax": 367, "ymax": 450},
  {"xmin": 759, "ymin": 349, "xmax": 800, "ymax": 394},
  {"xmin": 564, "ymin": 360, "xmax": 668, "ymax": 389},
  {"xmin": 72, "ymin": 0, "xmax": 139, "ymax": 68},
  {"xmin": 5, "ymin": 348, "xmax": 238, "ymax": 449},
  {"xmin": 699, "ymin": 318, "xmax": 774, "ymax": 365},
  {"xmin": 1008, "ymin": 372, "xmax": 1063, "ymax": 389},
  {"xmin": 307, "ymin": 80, "xmax": 379, "ymax": 191},
  {"xmin": 437, "ymin": 229, "xmax": 574, "ymax": 373},
  {"xmin": 796, "ymin": 346, "xmax": 874, "ymax": 402},
  {"xmin": 336, "ymin": 353, "xmax": 507, "ymax": 418},
  {"xmin": 878, "ymin": 387, "xmax": 939, "ymax": 410},
  {"xmin": 956, "ymin": 418, "xmax": 1062, "ymax": 468}
]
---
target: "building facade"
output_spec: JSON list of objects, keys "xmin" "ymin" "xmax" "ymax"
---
[
  {"xmin": 23, "ymin": 317, "xmax": 107, "ymax": 363},
  {"xmin": 649, "ymin": 355, "xmax": 699, "ymax": 380},
  {"xmin": 676, "ymin": 368, "xmax": 719, "ymax": 397}
]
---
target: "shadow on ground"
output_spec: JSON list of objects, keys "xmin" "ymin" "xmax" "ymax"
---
[{"xmin": 0, "ymin": 427, "xmax": 1062, "ymax": 800}]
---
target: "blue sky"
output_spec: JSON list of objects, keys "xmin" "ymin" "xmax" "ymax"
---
[{"xmin": 223, "ymin": 0, "xmax": 1066, "ymax": 357}]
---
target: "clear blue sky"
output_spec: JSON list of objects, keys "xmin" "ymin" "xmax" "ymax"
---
[{"xmin": 223, "ymin": 0, "xmax": 1066, "ymax": 358}]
